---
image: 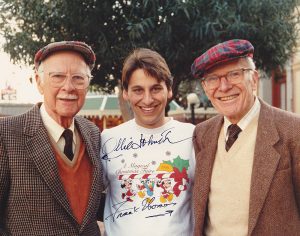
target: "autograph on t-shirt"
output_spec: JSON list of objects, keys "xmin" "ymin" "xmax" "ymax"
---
[
  {"xmin": 101, "ymin": 127, "xmax": 192, "ymax": 161},
  {"xmin": 105, "ymin": 197, "xmax": 177, "ymax": 222}
]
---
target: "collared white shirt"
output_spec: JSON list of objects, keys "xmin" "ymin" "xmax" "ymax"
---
[
  {"xmin": 224, "ymin": 97, "xmax": 261, "ymax": 140},
  {"xmin": 40, "ymin": 103, "xmax": 76, "ymax": 153}
]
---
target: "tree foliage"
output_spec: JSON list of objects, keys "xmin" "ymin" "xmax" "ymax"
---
[{"xmin": 0, "ymin": 0, "xmax": 299, "ymax": 99}]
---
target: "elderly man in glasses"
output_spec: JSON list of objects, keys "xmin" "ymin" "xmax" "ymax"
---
[
  {"xmin": 191, "ymin": 39, "xmax": 300, "ymax": 236},
  {"xmin": 0, "ymin": 41, "xmax": 104, "ymax": 235}
]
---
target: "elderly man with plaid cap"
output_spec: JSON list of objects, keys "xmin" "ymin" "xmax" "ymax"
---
[
  {"xmin": 0, "ymin": 41, "xmax": 104, "ymax": 235},
  {"xmin": 191, "ymin": 39, "xmax": 300, "ymax": 236}
]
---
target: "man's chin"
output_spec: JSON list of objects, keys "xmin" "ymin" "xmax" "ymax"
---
[{"xmin": 58, "ymin": 110, "xmax": 78, "ymax": 118}]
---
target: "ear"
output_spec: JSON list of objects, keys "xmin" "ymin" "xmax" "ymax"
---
[
  {"xmin": 201, "ymin": 81, "xmax": 208, "ymax": 94},
  {"xmin": 35, "ymin": 72, "xmax": 44, "ymax": 95},
  {"xmin": 251, "ymin": 70, "xmax": 259, "ymax": 91},
  {"xmin": 122, "ymin": 89, "xmax": 129, "ymax": 101}
]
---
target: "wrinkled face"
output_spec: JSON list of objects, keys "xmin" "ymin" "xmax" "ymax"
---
[
  {"xmin": 36, "ymin": 51, "xmax": 90, "ymax": 127},
  {"xmin": 202, "ymin": 59, "xmax": 258, "ymax": 124},
  {"xmin": 123, "ymin": 69, "xmax": 172, "ymax": 129}
]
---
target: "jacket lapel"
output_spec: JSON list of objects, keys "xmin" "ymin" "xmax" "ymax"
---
[
  {"xmin": 75, "ymin": 117, "xmax": 102, "ymax": 230},
  {"xmin": 248, "ymin": 100, "xmax": 280, "ymax": 235},
  {"xmin": 194, "ymin": 115, "xmax": 223, "ymax": 231},
  {"xmin": 24, "ymin": 104, "xmax": 75, "ymax": 220}
]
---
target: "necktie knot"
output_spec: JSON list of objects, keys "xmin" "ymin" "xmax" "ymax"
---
[
  {"xmin": 62, "ymin": 129, "xmax": 74, "ymax": 160},
  {"xmin": 225, "ymin": 124, "xmax": 242, "ymax": 151}
]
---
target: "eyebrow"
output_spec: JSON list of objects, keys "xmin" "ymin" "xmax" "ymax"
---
[
  {"xmin": 130, "ymin": 85, "xmax": 143, "ymax": 89},
  {"xmin": 205, "ymin": 68, "xmax": 241, "ymax": 76}
]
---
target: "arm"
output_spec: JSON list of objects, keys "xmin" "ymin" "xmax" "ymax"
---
[
  {"xmin": 96, "ymin": 192, "xmax": 106, "ymax": 222},
  {"xmin": 193, "ymin": 125, "xmax": 202, "ymax": 154},
  {"xmin": 0, "ymin": 134, "xmax": 10, "ymax": 235},
  {"xmin": 97, "ymin": 130, "xmax": 106, "ymax": 222},
  {"xmin": 292, "ymin": 124, "xmax": 300, "ymax": 213},
  {"xmin": 97, "ymin": 130, "xmax": 109, "ymax": 222}
]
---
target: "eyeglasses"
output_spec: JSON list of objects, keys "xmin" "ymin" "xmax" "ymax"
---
[
  {"xmin": 202, "ymin": 68, "xmax": 253, "ymax": 90},
  {"xmin": 48, "ymin": 72, "xmax": 92, "ymax": 89}
]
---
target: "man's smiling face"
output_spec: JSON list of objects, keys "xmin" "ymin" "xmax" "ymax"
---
[
  {"xmin": 123, "ymin": 68, "xmax": 172, "ymax": 129},
  {"xmin": 202, "ymin": 58, "xmax": 258, "ymax": 124},
  {"xmin": 36, "ymin": 51, "xmax": 89, "ymax": 127}
]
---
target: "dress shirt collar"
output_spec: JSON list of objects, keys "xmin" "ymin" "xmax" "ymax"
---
[
  {"xmin": 224, "ymin": 96, "xmax": 261, "ymax": 137},
  {"xmin": 40, "ymin": 103, "xmax": 76, "ymax": 143}
]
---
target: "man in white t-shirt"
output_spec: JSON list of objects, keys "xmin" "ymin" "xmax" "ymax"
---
[{"xmin": 100, "ymin": 48, "xmax": 195, "ymax": 236}]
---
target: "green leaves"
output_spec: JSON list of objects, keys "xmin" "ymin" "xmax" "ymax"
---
[
  {"xmin": 0, "ymin": 0, "xmax": 299, "ymax": 97},
  {"xmin": 127, "ymin": 17, "xmax": 156, "ymax": 40},
  {"xmin": 163, "ymin": 155, "xmax": 190, "ymax": 172}
]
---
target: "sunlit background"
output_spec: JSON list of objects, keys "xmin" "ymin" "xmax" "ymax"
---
[{"xmin": 0, "ymin": 36, "xmax": 42, "ymax": 104}]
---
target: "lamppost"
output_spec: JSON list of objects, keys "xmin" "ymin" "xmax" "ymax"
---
[{"xmin": 186, "ymin": 93, "xmax": 200, "ymax": 125}]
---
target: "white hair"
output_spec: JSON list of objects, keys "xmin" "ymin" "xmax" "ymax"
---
[
  {"xmin": 244, "ymin": 57, "xmax": 256, "ymax": 70},
  {"xmin": 36, "ymin": 63, "xmax": 45, "ymax": 83},
  {"xmin": 238, "ymin": 57, "xmax": 256, "ymax": 81}
]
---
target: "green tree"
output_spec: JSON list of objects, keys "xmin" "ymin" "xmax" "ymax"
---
[{"xmin": 0, "ymin": 0, "xmax": 299, "ymax": 103}]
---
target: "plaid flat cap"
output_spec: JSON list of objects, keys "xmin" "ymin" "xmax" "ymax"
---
[
  {"xmin": 191, "ymin": 39, "xmax": 254, "ymax": 78},
  {"xmin": 34, "ymin": 41, "xmax": 96, "ymax": 70}
]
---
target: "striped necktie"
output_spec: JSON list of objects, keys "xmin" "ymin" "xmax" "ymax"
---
[{"xmin": 225, "ymin": 124, "xmax": 242, "ymax": 151}]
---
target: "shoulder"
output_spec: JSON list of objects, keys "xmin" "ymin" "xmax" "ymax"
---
[
  {"xmin": 101, "ymin": 120, "xmax": 133, "ymax": 139},
  {"xmin": 75, "ymin": 115, "xmax": 100, "ymax": 134},
  {"xmin": 0, "ymin": 104, "xmax": 39, "ymax": 131},
  {"xmin": 194, "ymin": 114, "xmax": 223, "ymax": 136},
  {"xmin": 170, "ymin": 119, "xmax": 195, "ymax": 133},
  {"xmin": 260, "ymin": 100, "xmax": 300, "ymax": 125},
  {"xmin": 259, "ymin": 100, "xmax": 300, "ymax": 141},
  {"xmin": 171, "ymin": 119, "xmax": 194, "ymax": 128}
]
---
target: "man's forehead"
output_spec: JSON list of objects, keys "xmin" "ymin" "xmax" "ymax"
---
[
  {"xmin": 205, "ymin": 58, "xmax": 245, "ymax": 75},
  {"xmin": 129, "ymin": 78, "xmax": 165, "ymax": 87}
]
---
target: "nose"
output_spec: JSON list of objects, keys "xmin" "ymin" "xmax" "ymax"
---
[
  {"xmin": 218, "ymin": 76, "xmax": 232, "ymax": 91},
  {"xmin": 61, "ymin": 76, "xmax": 75, "ymax": 91},
  {"xmin": 143, "ymin": 91, "xmax": 154, "ymax": 104}
]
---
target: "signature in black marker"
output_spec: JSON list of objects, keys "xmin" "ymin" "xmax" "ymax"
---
[
  {"xmin": 145, "ymin": 210, "xmax": 174, "ymax": 218},
  {"xmin": 101, "ymin": 127, "xmax": 192, "ymax": 160},
  {"xmin": 105, "ymin": 197, "xmax": 177, "ymax": 222},
  {"xmin": 105, "ymin": 201, "xmax": 140, "ymax": 222}
]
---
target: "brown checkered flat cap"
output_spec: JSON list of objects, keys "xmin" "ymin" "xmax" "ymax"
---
[
  {"xmin": 34, "ymin": 41, "xmax": 96, "ymax": 70},
  {"xmin": 191, "ymin": 39, "xmax": 254, "ymax": 78}
]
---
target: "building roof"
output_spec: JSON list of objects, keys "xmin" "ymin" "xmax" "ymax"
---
[
  {"xmin": 78, "ymin": 94, "xmax": 183, "ymax": 116},
  {"xmin": 1, "ymin": 95, "xmax": 212, "ymax": 119},
  {"xmin": 0, "ymin": 102, "xmax": 34, "ymax": 117}
]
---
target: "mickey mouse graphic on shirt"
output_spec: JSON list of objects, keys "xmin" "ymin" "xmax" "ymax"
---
[
  {"xmin": 156, "ymin": 178, "xmax": 174, "ymax": 203},
  {"xmin": 121, "ymin": 178, "xmax": 135, "ymax": 202},
  {"xmin": 118, "ymin": 156, "xmax": 190, "ymax": 203}
]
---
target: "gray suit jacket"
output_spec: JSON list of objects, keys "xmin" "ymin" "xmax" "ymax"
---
[
  {"xmin": 0, "ymin": 104, "xmax": 104, "ymax": 236},
  {"xmin": 193, "ymin": 99, "xmax": 300, "ymax": 236}
]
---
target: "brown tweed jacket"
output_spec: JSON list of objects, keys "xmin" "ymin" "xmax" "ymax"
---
[
  {"xmin": 0, "ymin": 104, "xmax": 104, "ymax": 236},
  {"xmin": 193, "ymin": 99, "xmax": 300, "ymax": 236}
]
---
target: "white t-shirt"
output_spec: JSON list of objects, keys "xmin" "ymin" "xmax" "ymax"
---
[{"xmin": 100, "ymin": 119, "xmax": 195, "ymax": 236}]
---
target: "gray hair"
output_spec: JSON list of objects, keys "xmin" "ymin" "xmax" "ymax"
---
[
  {"xmin": 36, "ymin": 63, "xmax": 45, "ymax": 83},
  {"xmin": 240, "ymin": 57, "xmax": 256, "ymax": 70},
  {"xmin": 238, "ymin": 57, "xmax": 257, "ymax": 81}
]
